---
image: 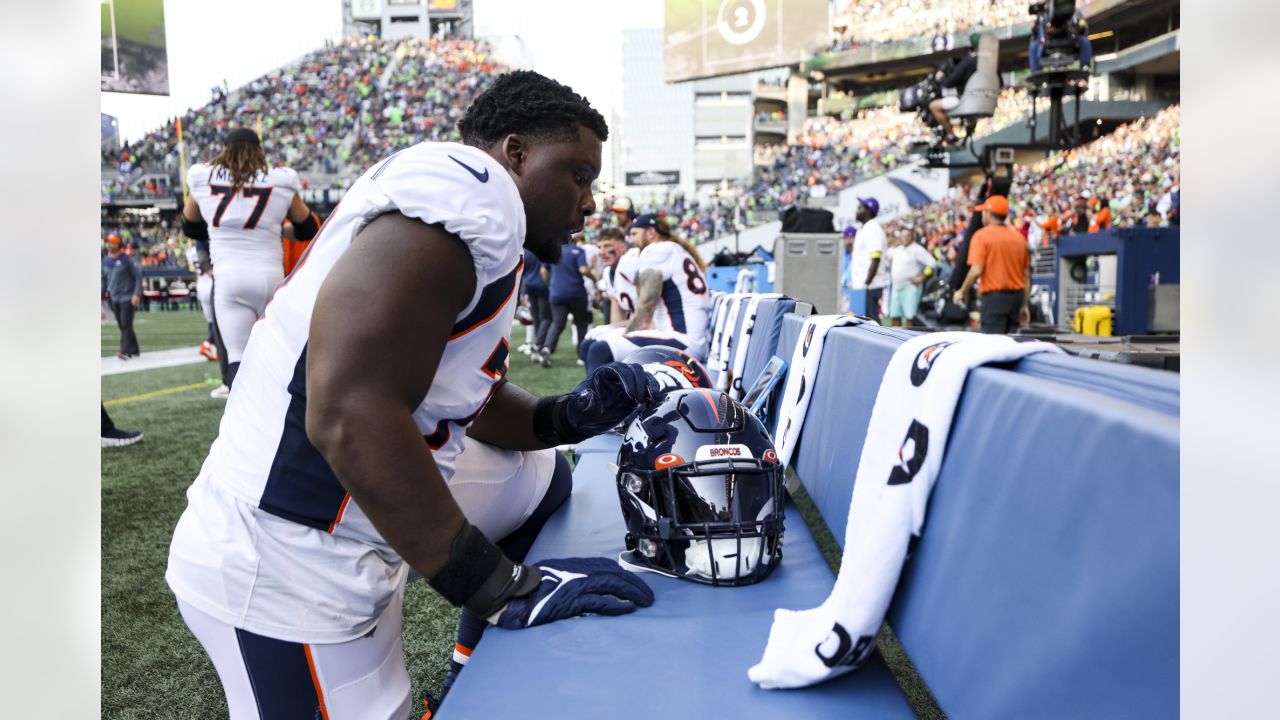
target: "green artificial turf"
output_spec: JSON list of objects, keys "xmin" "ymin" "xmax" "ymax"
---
[
  {"xmin": 101, "ymin": 307, "xmax": 212, "ymax": 357},
  {"xmin": 101, "ymin": 320, "xmax": 592, "ymax": 718},
  {"xmin": 103, "ymin": 319, "xmax": 943, "ymax": 718}
]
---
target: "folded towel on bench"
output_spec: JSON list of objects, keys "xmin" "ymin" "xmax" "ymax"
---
[
  {"xmin": 749, "ymin": 332, "xmax": 1062, "ymax": 689},
  {"xmin": 774, "ymin": 315, "xmax": 865, "ymax": 466}
]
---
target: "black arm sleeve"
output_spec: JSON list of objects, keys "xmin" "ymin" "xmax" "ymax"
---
[
  {"xmin": 292, "ymin": 212, "xmax": 320, "ymax": 241},
  {"xmin": 181, "ymin": 216, "xmax": 209, "ymax": 242}
]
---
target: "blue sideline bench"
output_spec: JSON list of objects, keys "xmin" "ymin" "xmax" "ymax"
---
[
  {"xmin": 443, "ymin": 307, "xmax": 1178, "ymax": 718},
  {"xmin": 776, "ymin": 316, "xmax": 1179, "ymax": 718}
]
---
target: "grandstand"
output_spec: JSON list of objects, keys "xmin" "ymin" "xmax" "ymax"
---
[{"xmin": 99, "ymin": 1, "xmax": 1184, "ymax": 718}]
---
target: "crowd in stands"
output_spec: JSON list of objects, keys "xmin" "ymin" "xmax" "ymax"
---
[
  {"xmin": 881, "ymin": 105, "xmax": 1181, "ymax": 277},
  {"xmin": 104, "ymin": 36, "xmax": 504, "ymax": 190},
  {"xmin": 748, "ymin": 88, "xmax": 1041, "ymax": 211},
  {"xmin": 101, "ymin": 215, "xmax": 195, "ymax": 270},
  {"xmin": 826, "ymin": 0, "xmax": 1030, "ymax": 55}
]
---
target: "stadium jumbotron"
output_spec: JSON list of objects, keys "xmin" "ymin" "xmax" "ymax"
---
[{"xmin": 91, "ymin": 0, "xmax": 1200, "ymax": 718}]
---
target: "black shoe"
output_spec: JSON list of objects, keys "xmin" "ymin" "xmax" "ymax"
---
[
  {"xmin": 102, "ymin": 427, "xmax": 143, "ymax": 448},
  {"xmin": 539, "ymin": 349, "xmax": 553, "ymax": 368}
]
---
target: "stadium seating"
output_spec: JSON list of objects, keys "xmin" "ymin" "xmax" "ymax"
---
[
  {"xmin": 826, "ymin": 0, "xmax": 1029, "ymax": 56},
  {"xmin": 444, "ymin": 296, "xmax": 1178, "ymax": 717},
  {"xmin": 885, "ymin": 105, "xmax": 1180, "ymax": 256}
]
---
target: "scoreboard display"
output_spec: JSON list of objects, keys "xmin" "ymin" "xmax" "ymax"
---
[{"xmin": 664, "ymin": 0, "xmax": 828, "ymax": 83}]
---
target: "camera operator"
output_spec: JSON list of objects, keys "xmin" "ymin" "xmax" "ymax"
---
[
  {"xmin": 928, "ymin": 33, "xmax": 980, "ymax": 145},
  {"xmin": 1029, "ymin": 4, "xmax": 1094, "ymax": 73}
]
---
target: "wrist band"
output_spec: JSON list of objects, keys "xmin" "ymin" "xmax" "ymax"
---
[
  {"xmin": 534, "ymin": 394, "xmax": 589, "ymax": 446},
  {"xmin": 427, "ymin": 520, "xmax": 536, "ymax": 618}
]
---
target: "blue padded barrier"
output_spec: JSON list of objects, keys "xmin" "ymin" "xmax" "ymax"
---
[
  {"xmin": 738, "ymin": 297, "xmax": 797, "ymax": 400},
  {"xmin": 777, "ymin": 314, "xmax": 1179, "ymax": 719},
  {"xmin": 443, "ymin": 435, "xmax": 915, "ymax": 719}
]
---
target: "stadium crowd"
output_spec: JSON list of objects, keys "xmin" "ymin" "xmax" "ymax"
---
[
  {"xmin": 882, "ymin": 105, "xmax": 1181, "ymax": 262},
  {"xmin": 103, "ymin": 36, "xmax": 504, "ymax": 189},
  {"xmin": 826, "ymin": 0, "xmax": 1030, "ymax": 54}
]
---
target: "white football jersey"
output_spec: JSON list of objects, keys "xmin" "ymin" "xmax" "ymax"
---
[
  {"xmin": 188, "ymin": 163, "xmax": 301, "ymax": 271},
  {"xmin": 610, "ymin": 247, "xmax": 641, "ymax": 318},
  {"xmin": 638, "ymin": 240, "xmax": 712, "ymax": 358},
  {"xmin": 167, "ymin": 142, "xmax": 526, "ymax": 643}
]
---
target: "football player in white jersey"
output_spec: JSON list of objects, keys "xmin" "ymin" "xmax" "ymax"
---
[
  {"xmin": 166, "ymin": 71, "xmax": 658, "ymax": 720},
  {"xmin": 581, "ymin": 213, "xmax": 712, "ymax": 373},
  {"xmin": 180, "ymin": 128, "xmax": 319, "ymax": 397}
]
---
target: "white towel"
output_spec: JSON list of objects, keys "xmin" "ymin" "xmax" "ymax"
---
[
  {"xmin": 707, "ymin": 293, "xmax": 746, "ymax": 374},
  {"xmin": 747, "ymin": 332, "xmax": 1063, "ymax": 690},
  {"xmin": 729, "ymin": 293, "xmax": 783, "ymax": 401},
  {"xmin": 773, "ymin": 315, "xmax": 863, "ymax": 466},
  {"xmin": 713, "ymin": 295, "xmax": 752, "ymax": 391}
]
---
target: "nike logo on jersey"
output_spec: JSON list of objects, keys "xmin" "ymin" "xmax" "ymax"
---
[
  {"xmin": 527, "ymin": 567, "xmax": 588, "ymax": 625},
  {"xmin": 449, "ymin": 155, "xmax": 489, "ymax": 183}
]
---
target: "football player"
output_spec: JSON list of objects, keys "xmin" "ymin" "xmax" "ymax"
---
[
  {"xmin": 581, "ymin": 213, "xmax": 712, "ymax": 373},
  {"xmin": 166, "ymin": 71, "xmax": 658, "ymax": 720},
  {"xmin": 180, "ymin": 128, "xmax": 319, "ymax": 398}
]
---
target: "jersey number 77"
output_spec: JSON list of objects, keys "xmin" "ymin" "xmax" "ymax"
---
[{"xmin": 210, "ymin": 185, "xmax": 274, "ymax": 229}]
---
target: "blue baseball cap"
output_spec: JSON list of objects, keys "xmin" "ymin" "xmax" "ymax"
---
[
  {"xmin": 843, "ymin": 225, "xmax": 857, "ymax": 237},
  {"xmin": 858, "ymin": 197, "xmax": 879, "ymax": 216},
  {"xmin": 632, "ymin": 213, "xmax": 660, "ymax": 230}
]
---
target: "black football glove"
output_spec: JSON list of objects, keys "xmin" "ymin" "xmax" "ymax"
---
[
  {"xmin": 493, "ymin": 557, "xmax": 655, "ymax": 629},
  {"xmin": 534, "ymin": 362, "xmax": 660, "ymax": 444}
]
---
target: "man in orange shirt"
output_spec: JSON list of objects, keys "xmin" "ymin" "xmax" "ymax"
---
[{"xmin": 952, "ymin": 195, "xmax": 1030, "ymax": 334}]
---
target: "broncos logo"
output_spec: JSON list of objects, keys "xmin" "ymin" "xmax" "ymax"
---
[{"xmin": 909, "ymin": 341, "xmax": 954, "ymax": 387}]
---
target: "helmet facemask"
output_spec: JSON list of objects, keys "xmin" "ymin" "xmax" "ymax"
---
[{"xmin": 619, "ymin": 457, "xmax": 784, "ymax": 586}]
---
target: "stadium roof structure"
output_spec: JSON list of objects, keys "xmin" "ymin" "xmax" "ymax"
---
[{"xmin": 812, "ymin": 0, "xmax": 1177, "ymax": 96}]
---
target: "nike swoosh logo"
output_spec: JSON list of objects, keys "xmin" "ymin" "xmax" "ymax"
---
[
  {"xmin": 527, "ymin": 567, "xmax": 587, "ymax": 625},
  {"xmin": 449, "ymin": 154, "xmax": 489, "ymax": 183}
]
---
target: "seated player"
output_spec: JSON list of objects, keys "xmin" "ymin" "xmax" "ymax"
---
[
  {"xmin": 581, "ymin": 214, "xmax": 712, "ymax": 374},
  {"xmin": 165, "ymin": 71, "xmax": 659, "ymax": 720}
]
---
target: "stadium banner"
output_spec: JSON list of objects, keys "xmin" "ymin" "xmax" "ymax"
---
[
  {"xmin": 351, "ymin": 0, "xmax": 383, "ymax": 21},
  {"xmin": 834, "ymin": 162, "xmax": 949, "ymax": 225},
  {"xmin": 664, "ymin": 0, "xmax": 829, "ymax": 83},
  {"xmin": 626, "ymin": 170, "xmax": 681, "ymax": 186},
  {"xmin": 427, "ymin": 0, "xmax": 462, "ymax": 16},
  {"xmin": 101, "ymin": 0, "xmax": 169, "ymax": 96}
]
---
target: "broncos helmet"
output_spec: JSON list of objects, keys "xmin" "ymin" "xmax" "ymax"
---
[
  {"xmin": 620, "ymin": 346, "xmax": 711, "ymax": 394},
  {"xmin": 616, "ymin": 389, "xmax": 784, "ymax": 586}
]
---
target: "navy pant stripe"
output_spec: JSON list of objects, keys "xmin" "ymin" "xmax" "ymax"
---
[{"xmin": 234, "ymin": 627, "xmax": 324, "ymax": 719}]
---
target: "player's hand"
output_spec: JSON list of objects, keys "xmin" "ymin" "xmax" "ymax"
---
[
  {"xmin": 1019, "ymin": 305, "xmax": 1031, "ymax": 327},
  {"xmin": 131, "ymin": 294, "xmax": 140, "ymax": 307},
  {"xmin": 563, "ymin": 362, "xmax": 661, "ymax": 437},
  {"xmin": 492, "ymin": 557, "xmax": 654, "ymax": 629},
  {"xmin": 951, "ymin": 290, "xmax": 965, "ymax": 306}
]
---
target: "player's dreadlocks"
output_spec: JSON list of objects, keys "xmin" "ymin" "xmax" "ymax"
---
[
  {"xmin": 654, "ymin": 216, "xmax": 707, "ymax": 271},
  {"xmin": 210, "ymin": 128, "xmax": 269, "ymax": 190},
  {"xmin": 458, "ymin": 70, "xmax": 608, "ymax": 148}
]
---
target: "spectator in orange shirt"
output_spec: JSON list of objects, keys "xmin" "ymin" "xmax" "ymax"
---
[
  {"xmin": 1089, "ymin": 196, "xmax": 1112, "ymax": 233},
  {"xmin": 952, "ymin": 195, "xmax": 1031, "ymax": 334}
]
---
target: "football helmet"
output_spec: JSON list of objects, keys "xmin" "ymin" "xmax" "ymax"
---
[
  {"xmin": 616, "ymin": 389, "xmax": 784, "ymax": 586},
  {"xmin": 620, "ymin": 346, "xmax": 711, "ymax": 394}
]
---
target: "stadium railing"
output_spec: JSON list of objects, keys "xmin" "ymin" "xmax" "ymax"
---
[{"xmin": 440, "ymin": 297, "xmax": 1178, "ymax": 717}]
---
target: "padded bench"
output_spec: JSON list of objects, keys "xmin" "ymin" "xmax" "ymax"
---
[
  {"xmin": 444, "ymin": 432, "xmax": 915, "ymax": 718},
  {"xmin": 444, "ymin": 309, "xmax": 1178, "ymax": 718},
  {"xmin": 776, "ymin": 316, "xmax": 1179, "ymax": 718}
]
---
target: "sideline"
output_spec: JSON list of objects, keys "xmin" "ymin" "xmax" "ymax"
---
[
  {"xmin": 102, "ymin": 347, "xmax": 212, "ymax": 376},
  {"xmin": 104, "ymin": 381, "xmax": 212, "ymax": 407}
]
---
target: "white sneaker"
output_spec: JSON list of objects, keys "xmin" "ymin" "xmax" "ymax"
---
[
  {"xmin": 576, "ymin": 359, "xmax": 585, "ymax": 366},
  {"xmin": 516, "ymin": 343, "xmax": 532, "ymax": 354},
  {"xmin": 210, "ymin": 385, "xmax": 231, "ymax": 399}
]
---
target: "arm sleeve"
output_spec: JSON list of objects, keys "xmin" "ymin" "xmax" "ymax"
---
[
  {"xmin": 129, "ymin": 258, "xmax": 143, "ymax": 296},
  {"xmin": 968, "ymin": 233, "xmax": 988, "ymax": 267}
]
